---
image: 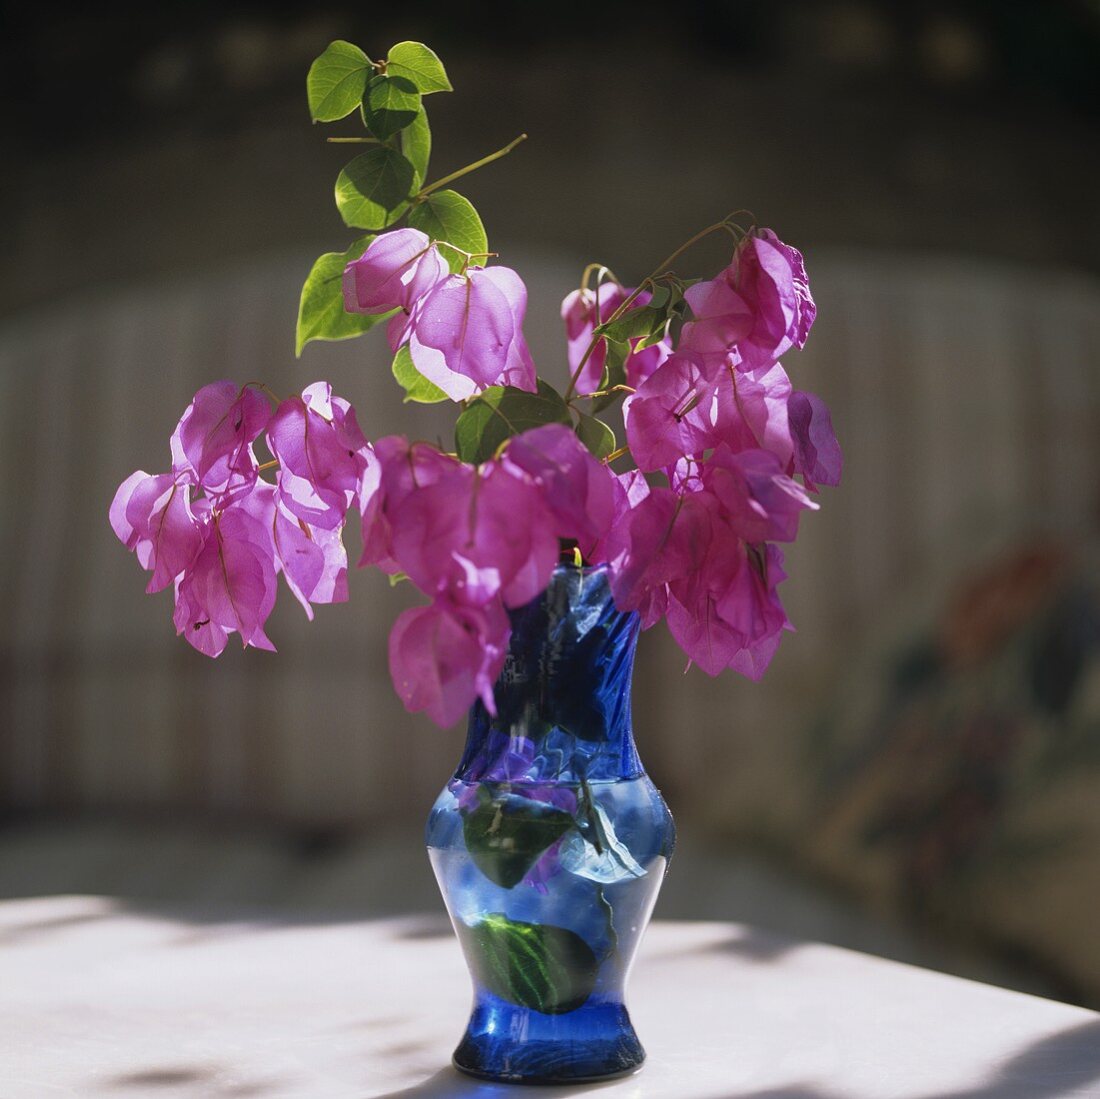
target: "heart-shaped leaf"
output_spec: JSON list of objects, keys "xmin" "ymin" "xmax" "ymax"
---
[
  {"xmin": 401, "ymin": 106, "xmax": 432, "ymax": 182},
  {"xmin": 362, "ymin": 74, "xmax": 421, "ymax": 140},
  {"xmin": 462, "ymin": 788, "xmax": 575, "ymax": 889},
  {"xmin": 575, "ymin": 412, "xmax": 616, "ymax": 460},
  {"xmin": 455, "ymin": 382, "xmax": 571, "ymax": 465},
  {"xmin": 458, "ymin": 914, "xmax": 599, "ymax": 1015},
  {"xmin": 307, "ymin": 41, "xmax": 371, "ymax": 122},
  {"xmin": 334, "ymin": 147, "xmax": 418, "ymax": 229},
  {"xmin": 386, "ymin": 41, "xmax": 453, "ymax": 94},
  {"xmin": 408, "ymin": 190, "xmax": 487, "ymax": 273}
]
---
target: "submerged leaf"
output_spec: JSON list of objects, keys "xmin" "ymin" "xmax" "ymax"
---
[
  {"xmin": 458, "ymin": 914, "xmax": 598, "ymax": 1014},
  {"xmin": 560, "ymin": 799, "xmax": 646, "ymax": 883},
  {"xmin": 462, "ymin": 788, "xmax": 575, "ymax": 889}
]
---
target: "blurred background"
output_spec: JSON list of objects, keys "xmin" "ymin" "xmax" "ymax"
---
[{"xmin": 2, "ymin": 0, "xmax": 1100, "ymax": 1010}]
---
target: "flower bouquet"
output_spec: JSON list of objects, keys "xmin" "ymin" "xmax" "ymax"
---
[{"xmin": 110, "ymin": 39, "xmax": 840, "ymax": 1084}]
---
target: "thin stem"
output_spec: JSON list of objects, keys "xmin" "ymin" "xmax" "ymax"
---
[
  {"xmin": 257, "ymin": 459, "xmax": 279, "ymax": 473},
  {"xmin": 569, "ymin": 384, "xmax": 635, "ymax": 403},
  {"xmin": 325, "ymin": 136, "xmax": 383, "ymax": 144},
  {"xmin": 416, "ymin": 134, "xmax": 528, "ymax": 200},
  {"xmin": 580, "ymin": 263, "xmax": 622, "ymax": 292},
  {"xmin": 602, "ymin": 445, "xmax": 631, "ymax": 464}
]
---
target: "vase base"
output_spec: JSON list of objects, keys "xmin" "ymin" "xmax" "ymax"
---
[
  {"xmin": 453, "ymin": 1051, "xmax": 645, "ymax": 1085},
  {"xmin": 453, "ymin": 1028, "xmax": 646, "ymax": 1085},
  {"xmin": 451, "ymin": 996, "xmax": 647, "ymax": 1084}
]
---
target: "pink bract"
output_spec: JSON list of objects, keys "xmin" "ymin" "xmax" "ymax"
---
[
  {"xmin": 267, "ymin": 382, "xmax": 367, "ymax": 530},
  {"xmin": 788, "ymin": 389, "xmax": 842, "ymax": 490},
  {"xmin": 388, "ymin": 598, "xmax": 511, "ymax": 727},
  {"xmin": 401, "ymin": 265, "xmax": 537, "ymax": 400},
  {"xmin": 387, "ymin": 457, "xmax": 558, "ymax": 610},
  {"xmin": 171, "ymin": 381, "xmax": 270, "ymax": 499},
  {"xmin": 110, "ymin": 471, "xmax": 205, "ymax": 595},
  {"xmin": 172, "ymin": 506, "xmax": 278, "ymax": 657},
  {"xmin": 342, "ymin": 228, "xmax": 447, "ymax": 315},
  {"xmin": 503, "ymin": 425, "xmax": 623, "ymax": 561}
]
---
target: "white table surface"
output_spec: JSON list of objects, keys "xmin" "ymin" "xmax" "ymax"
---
[{"xmin": 2, "ymin": 895, "xmax": 1099, "ymax": 1099}]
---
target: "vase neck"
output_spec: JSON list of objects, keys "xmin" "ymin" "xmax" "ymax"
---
[{"xmin": 455, "ymin": 566, "xmax": 642, "ymax": 784}]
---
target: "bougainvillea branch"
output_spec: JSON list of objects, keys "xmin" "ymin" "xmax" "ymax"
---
[{"xmin": 111, "ymin": 38, "xmax": 842, "ymax": 727}]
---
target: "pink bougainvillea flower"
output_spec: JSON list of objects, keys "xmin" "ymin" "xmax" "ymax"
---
[
  {"xmin": 401, "ymin": 265, "xmax": 537, "ymax": 400},
  {"xmin": 342, "ymin": 227, "xmax": 447, "ymax": 315},
  {"xmin": 679, "ymin": 229, "xmax": 815, "ymax": 371},
  {"xmin": 702, "ymin": 444, "xmax": 817, "ymax": 544},
  {"xmin": 358, "ymin": 437, "xmax": 465, "ymax": 573},
  {"xmin": 560, "ymin": 283, "xmax": 672, "ymax": 395},
  {"xmin": 388, "ymin": 456, "xmax": 558, "ymax": 609},
  {"xmin": 624, "ymin": 356, "xmax": 796, "ymax": 477},
  {"xmin": 388, "ymin": 596, "xmax": 510, "ymax": 726},
  {"xmin": 502, "ymin": 424, "xmax": 623, "ymax": 560},
  {"xmin": 665, "ymin": 529, "xmax": 792, "ymax": 680},
  {"xmin": 237, "ymin": 480, "xmax": 349, "ymax": 620},
  {"xmin": 788, "ymin": 389, "xmax": 842, "ymax": 490},
  {"xmin": 604, "ymin": 486, "xmax": 710, "ymax": 629},
  {"xmin": 730, "ymin": 229, "xmax": 816, "ymax": 369},
  {"xmin": 623, "ymin": 352, "xmax": 719, "ymax": 472},
  {"xmin": 171, "ymin": 506, "xmax": 278, "ymax": 657},
  {"xmin": 171, "ymin": 381, "xmax": 270, "ymax": 498},
  {"xmin": 267, "ymin": 382, "xmax": 367, "ymax": 530},
  {"xmin": 679, "ymin": 278, "xmax": 753, "ymax": 366},
  {"xmin": 744, "ymin": 229, "xmax": 816, "ymax": 354},
  {"xmin": 110, "ymin": 471, "xmax": 205, "ymax": 594}
]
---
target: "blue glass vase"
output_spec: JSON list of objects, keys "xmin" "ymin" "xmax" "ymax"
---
[{"xmin": 426, "ymin": 564, "xmax": 676, "ymax": 1084}]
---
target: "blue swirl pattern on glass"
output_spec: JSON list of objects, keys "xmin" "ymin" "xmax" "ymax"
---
[{"xmin": 426, "ymin": 565, "xmax": 676, "ymax": 1083}]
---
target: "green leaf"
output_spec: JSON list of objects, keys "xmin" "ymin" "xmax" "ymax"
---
[
  {"xmin": 455, "ymin": 381, "xmax": 572, "ymax": 465},
  {"xmin": 307, "ymin": 41, "xmax": 371, "ymax": 122},
  {"xmin": 458, "ymin": 914, "xmax": 598, "ymax": 1015},
  {"xmin": 560, "ymin": 795, "xmax": 647, "ymax": 884},
  {"xmin": 392, "ymin": 344, "xmax": 449, "ymax": 404},
  {"xmin": 401, "ymin": 106, "xmax": 432, "ymax": 181},
  {"xmin": 463, "ymin": 788, "xmax": 575, "ymax": 889},
  {"xmin": 296, "ymin": 236, "xmax": 395, "ymax": 356},
  {"xmin": 334, "ymin": 147, "xmax": 418, "ymax": 229},
  {"xmin": 386, "ymin": 41, "xmax": 452, "ymax": 94},
  {"xmin": 575, "ymin": 412, "xmax": 616, "ymax": 460},
  {"xmin": 592, "ymin": 339, "xmax": 630, "ymax": 412},
  {"xmin": 362, "ymin": 74, "xmax": 421, "ymax": 140},
  {"xmin": 599, "ymin": 305, "xmax": 663, "ymax": 343},
  {"xmin": 407, "ymin": 190, "xmax": 487, "ymax": 273}
]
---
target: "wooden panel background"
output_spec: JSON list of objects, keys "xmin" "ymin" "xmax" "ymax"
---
[{"xmin": 1, "ymin": 249, "xmax": 1097, "ymax": 830}]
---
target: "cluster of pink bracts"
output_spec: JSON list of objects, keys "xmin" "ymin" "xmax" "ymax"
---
[{"xmin": 112, "ymin": 226, "xmax": 840, "ymax": 726}]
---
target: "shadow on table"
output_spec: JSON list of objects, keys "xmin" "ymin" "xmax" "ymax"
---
[
  {"xmin": 702, "ymin": 1019, "xmax": 1100, "ymax": 1099},
  {"xmin": 372, "ymin": 1066, "xmax": 629, "ymax": 1098}
]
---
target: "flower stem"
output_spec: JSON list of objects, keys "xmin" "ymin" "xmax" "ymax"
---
[
  {"xmin": 326, "ymin": 136, "xmax": 383, "ymax": 144},
  {"xmin": 415, "ymin": 134, "xmax": 528, "ymax": 200}
]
